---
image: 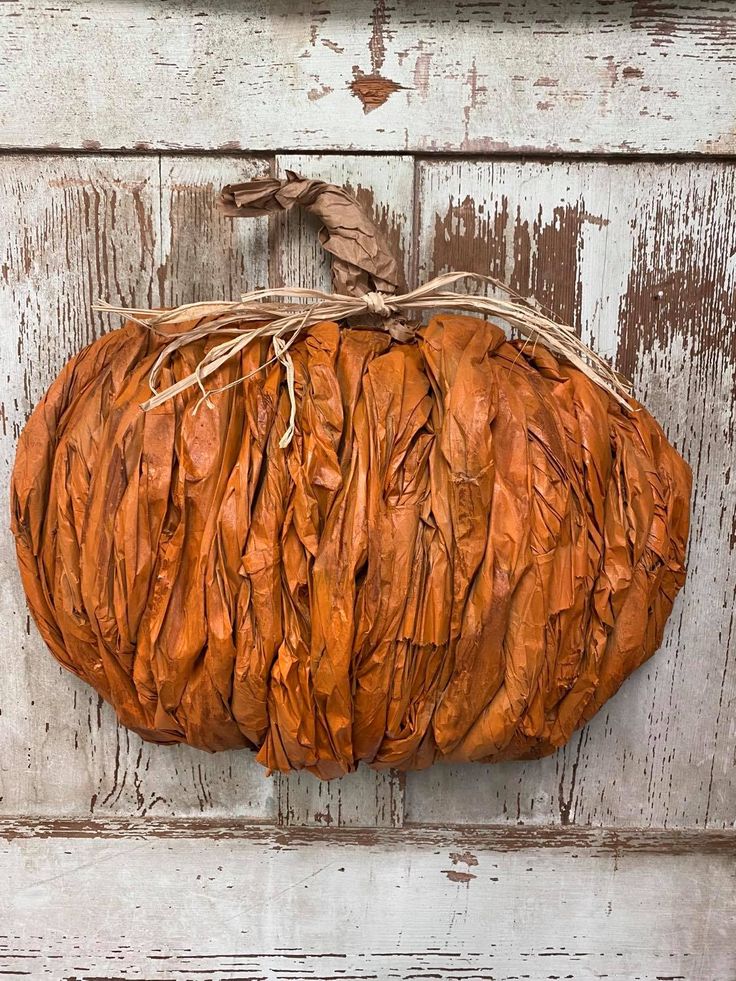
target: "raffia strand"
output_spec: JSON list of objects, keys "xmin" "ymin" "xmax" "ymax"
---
[{"xmin": 94, "ymin": 272, "xmax": 632, "ymax": 447}]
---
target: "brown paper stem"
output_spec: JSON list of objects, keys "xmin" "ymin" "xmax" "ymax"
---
[{"xmin": 220, "ymin": 171, "xmax": 404, "ymax": 296}]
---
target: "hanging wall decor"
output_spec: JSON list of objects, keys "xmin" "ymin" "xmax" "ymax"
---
[{"xmin": 11, "ymin": 174, "xmax": 691, "ymax": 779}]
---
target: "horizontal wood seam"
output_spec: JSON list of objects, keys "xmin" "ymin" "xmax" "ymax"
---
[
  {"xmin": 0, "ymin": 818, "xmax": 733, "ymax": 853},
  {"xmin": 3, "ymin": 146, "xmax": 736, "ymax": 164}
]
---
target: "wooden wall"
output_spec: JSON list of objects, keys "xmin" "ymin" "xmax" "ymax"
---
[{"xmin": 0, "ymin": 3, "xmax": 734, "ymax": 979}]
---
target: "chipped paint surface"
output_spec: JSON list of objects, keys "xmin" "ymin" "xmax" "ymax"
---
[
  {"xmin": 0, "ymin": 156, "xmax": 277, "ymax": 822},
  {"xmin": 443, "ymin": 867, "xmax": 477, "ymax": 882},
  {"xmin": 1, "ymin": 1, "xmax": 736, "ymax": 152},
  {"xmin": 2, "ymin": 819, "xmax": 734, "ymax": 853},
  {"xmin": 450, "ymin": 849, "xmax": 480, "ymax": 866},
  {"xmin": 349, "ymin": 69, "xmax": 404, "ymax": 112},
  {"xmin": 0, "ymin": 832, "xmax": 733, "ymax": 978},
  {"xmin": 1, "ymin": 3, "xmax": 735, "ymax": 973},
  {"xmin": 0, "ymin": 152, "xmax": 418, "ymax": 831}
]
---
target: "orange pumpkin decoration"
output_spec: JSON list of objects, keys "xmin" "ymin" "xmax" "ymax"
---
[{"xmin": 11, "ymin": 175, "xmax": 691, "ymax": 778}]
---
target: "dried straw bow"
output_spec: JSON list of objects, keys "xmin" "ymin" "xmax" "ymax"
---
[{"xmin": 95, "ymin": 271, "xmax": 631, "ymax": 448}]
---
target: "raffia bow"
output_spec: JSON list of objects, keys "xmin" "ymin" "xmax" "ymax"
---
[{"xmin": 94, "ymin": 270, "xmax": 631, "ymax": 449}]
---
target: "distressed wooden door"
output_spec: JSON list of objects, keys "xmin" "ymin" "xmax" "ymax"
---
[{"xmin": 0, "ymin": 3, "xmax": 734, "ymax": 979}]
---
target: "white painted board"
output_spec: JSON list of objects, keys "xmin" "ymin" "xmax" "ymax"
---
[
  {"xmin": 1, "ymin": 1, "xmax": 735, "ymax": 154},
  {"xmin": 0, "ymin": 827, "xmax": 733, "ymax": 980},
  {"xmin": 0, "ymin": 155, "xmax": 277, "ymax": 820}
]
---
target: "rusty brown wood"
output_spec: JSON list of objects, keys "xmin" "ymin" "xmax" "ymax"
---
[{"xmin": 0, "ymin": 818, "xmax": 734, "ymax": 854}]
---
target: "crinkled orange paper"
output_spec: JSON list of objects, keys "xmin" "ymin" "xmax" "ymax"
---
[{"xmin": 11, "ymin": 311, "xmax": 691, "ymax": 778}]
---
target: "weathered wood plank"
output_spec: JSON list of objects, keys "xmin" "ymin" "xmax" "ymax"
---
[
  {"xmin": 159, "ymin": 154, "xmax": 272, "ymax": 305},
  {"xmin": 2, "ymin": 152, "xmax": 734, "ymax": 835},
  {"xmin": 271, "ymin": 153, "xmax": 415, "ymax": 826},
  {"xmin": 276, "ymin": 767, "xmax": 405, "ymax": 827},
  {"xmin": 0, "ymin": 155, "xmax": 277, "ymax": 820},
  {"xmin": 1, "ymin": 830, "xmax": 733, "ymax": 980},
  {"xmin": 406, "ymin": 158, "xmax": 736, "ymax": 829},
  {"xmin": 0, "ymin": 152, "xmax": 410, "ymax": 826},
  {"xmin": 2, "ymin": 1, "xmax": 736, "ymax": 155}
]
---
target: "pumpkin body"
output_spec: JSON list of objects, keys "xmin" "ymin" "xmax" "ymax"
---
[{"xmin": 11, "ymin": 314, "xmax": 691, "ymax": 778}]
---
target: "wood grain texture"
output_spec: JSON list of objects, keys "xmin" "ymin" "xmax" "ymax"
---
[
  {"xmin": 2, "ymin": 1, "xmax": 736, "ymax": 155},
  {"xmin": 404, "ymin": 158, "xmax": 736, "ymax": 829},
  {"xmin": 1, "ymin": 830, "xmax": 733, "ymax": 980},
  {"xmin": 0, "ymin": 154, "xmax": 278, "ymax": 820},
  {"xmin": 271, "ymin": 153, "xmax": 415, "ymax": 826},
  {"xmin": 159, "ymin": 155, "xmax": 273, "ymax": 305}
]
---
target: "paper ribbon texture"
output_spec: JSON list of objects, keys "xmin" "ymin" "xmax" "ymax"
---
[{"xmin": 10, "ymin": 312, "xmax": 690, "ymax": 775}]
